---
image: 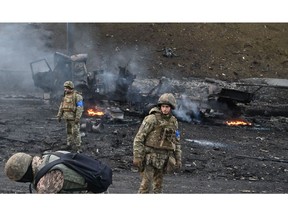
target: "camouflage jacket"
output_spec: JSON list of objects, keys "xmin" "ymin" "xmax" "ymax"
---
[
  {"xmin": 57, "ymin": 91, "xmax": 84, "ymax": 121},
  {"xmin": 32, "ymin": 153, "xmax": 87, "ymax": 193},
  {"xmin": 133, "ymin": 107, "xmax": 181, "ymax": 162}
]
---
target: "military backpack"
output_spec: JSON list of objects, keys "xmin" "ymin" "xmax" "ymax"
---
[{"xmin": 33, "ymin": 152, "xmax": 113, "ymax": 193}]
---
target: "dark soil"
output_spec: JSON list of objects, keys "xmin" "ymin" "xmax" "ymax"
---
[{"xmin": 0, "ymin": 23, "xmax": 288, "ymax": 195}]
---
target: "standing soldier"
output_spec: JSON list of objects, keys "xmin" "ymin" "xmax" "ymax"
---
[
  {"xmin": 57, "ymin": 81, "xmax": 84, "ymax": 152},
  {"xmin": 133, "ymin": 93, "xmax": 182, "ymax": 193}
]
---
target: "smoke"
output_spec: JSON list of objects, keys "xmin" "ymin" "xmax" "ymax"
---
[
  {"xmin": 91, "ymin": 44, "xmax": 152, "ymax": 99},
  {"xmin": 0, "ymin": 23, "xmax": 54, "ymax": 92},
  {"xmin": 67, "ymin": 24, "xmax": 150, "ymax": 79},
  {"xmin": 62, "ymin": 24, "xmax": 154, "ymax": 100},
  {"xmin": 173, "ymin": 94, "xmax": 201, "ymax": 123},
  {"xmin": 99, "ymin": 45, "xmax": 148, "ymax": 76}
]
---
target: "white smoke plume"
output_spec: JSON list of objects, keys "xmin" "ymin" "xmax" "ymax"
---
[
  {"xmin": 174, "ymin": 94, "xmax": 201, "ymax": 123},
  {"xmin": 0, "ymin": 23, "xmax": 54, "ymax": 92}
]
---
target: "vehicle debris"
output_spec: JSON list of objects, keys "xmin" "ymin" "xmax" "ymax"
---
[{"xmin": 30, "ymin": 52, "xmax": 288, "ymax": 127}]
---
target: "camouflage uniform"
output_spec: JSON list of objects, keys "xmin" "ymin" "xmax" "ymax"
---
[
  {"xmin": 133, "ymin": 95, "xmax": 182, "ymax": 193},
  {"xmin": 32, "ymin": 151, "xmax": 87, "ymax": 193},
  {"xmin": 4, "ymin": 151, "xmax": 88, "ymax": 193},
  {"xmin": 57, "ymin": 81, "xmax": 84, "ymax": 151}
]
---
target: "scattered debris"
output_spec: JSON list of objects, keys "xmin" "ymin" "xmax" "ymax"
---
[{"xmin": 158, "ymin": 47, "xmax": 178, "ymax": 58}]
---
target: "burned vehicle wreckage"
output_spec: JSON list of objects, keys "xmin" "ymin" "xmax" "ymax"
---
[
  {"xmin": 31, "ymin": 52, "xmax": 136, "ymax": 104},
  {"xmin": 30, "ymin": 52, "xmax": 288, "ymax": 129}
]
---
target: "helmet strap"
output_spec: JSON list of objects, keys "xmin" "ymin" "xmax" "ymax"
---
[{"xmin": 16, "ymin": 163, "xmax": 33, "ymax": 183}]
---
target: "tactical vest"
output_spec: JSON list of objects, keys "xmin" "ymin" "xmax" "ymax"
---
[
  {"xmin": 34, "ymin": 153, "xmax": 87, "ymax": 193},
  {"xmin": 62, "ymin": 92, "xmax": 76, "ymax": 112},
  {"xmin": 145, "ymin": 113, "xmax": 177, "ymax": 151}
]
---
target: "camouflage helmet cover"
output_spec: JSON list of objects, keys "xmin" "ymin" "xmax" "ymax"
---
[
  {"xmin": 64, "ymin": 81, "xmax": 74, "ymax": 89},
  {"xmin": 4, "ymin": 152, "xmax": 33, "ymax": 181},
  {"xmin": 158, "ymin": 93, "xmax": 177, "ymax": 109}
]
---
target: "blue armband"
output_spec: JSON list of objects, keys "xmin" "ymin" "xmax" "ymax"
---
[
  {"xmin": 76, "ymin": 100, "xmax": 84, "ymax": 107},
  {"xmin": 175, "ymin": 130, "xmax": 180, "ymax": 138}
]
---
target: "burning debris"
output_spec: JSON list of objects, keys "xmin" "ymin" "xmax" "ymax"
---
[
  {"xmin": 86, "ymin": 108, "xmax": 105, "ymax": 117},
  {"xmin": 80, "ymin": 103, "xmax": 139, "ymax": 134},
  {"xmin": 30, "ymin": 52, "xmax": 288, "ymax": 130},
  {"xmin": 225, "ymin": 119, "xmax": 252, "ymax": 126}
]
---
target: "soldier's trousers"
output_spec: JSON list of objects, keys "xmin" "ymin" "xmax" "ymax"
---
[
  {"xmin": 138, "ymin": 164, "xmax": 164, "ymax": 193},
  {"xmin": 66, "ymin": 120, "xmax": 81, "ymax": 148}
]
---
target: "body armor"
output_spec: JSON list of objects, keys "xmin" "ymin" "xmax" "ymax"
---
[
  {"xmin": 62, "ymin": 93, "xmax": 76, "ymax": 112},
  {"xmin": 58, "ymin": 91, "xmax": 83, "ymax": 121},
  {"xmin": 144, "ymin": 113, "xmax": 177, "ymax": 150}
]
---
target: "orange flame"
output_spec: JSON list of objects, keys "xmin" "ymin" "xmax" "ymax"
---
[
  {"xmin": 87, "ymin": 108, "xmax": 104, "ymax": 117},
  {"xmin": 225, "ymin": 119, "xmax": 252, "ymax": 126}
]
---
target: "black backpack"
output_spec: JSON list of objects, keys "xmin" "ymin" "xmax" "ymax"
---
[{"xmin": 33, "ymin": 152, "xmax": 113, "ymax": 193}]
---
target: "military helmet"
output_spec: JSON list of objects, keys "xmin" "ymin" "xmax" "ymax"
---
[
  {"xmin": 158, "ymin": 93, "xmax": 177, "ymax": 109},
  {"xmin": 4, "ymin": 152, "xmax": 33, "ymax": 181},
  {"xmin": 64, "ymin": 81, "xmax": 74, "ymax": 89}
]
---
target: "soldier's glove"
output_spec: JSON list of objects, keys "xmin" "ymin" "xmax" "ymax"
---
[
  {"xmin": 57, "ymin": 117, "xmax": 61, "ymax": 123},
  {"xmin": 133, "ymin": 158, "xmax": 144, "ymax": 171},
  {"xmin": 176, "ymin": 160, "xmax": 182, "ymax": 170},
  {"xmin": 133, "ymin": 158, "xmax": 142, "ymax": 167},
  {"xmin": 75, "ymin": 119, "xmax": 80, "ymax": 124}
]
